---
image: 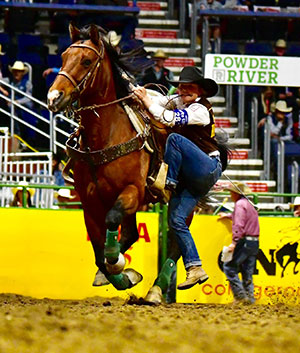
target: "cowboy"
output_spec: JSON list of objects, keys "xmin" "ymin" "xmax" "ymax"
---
[
  {"xmin": 139, "ymin": 49, "xmax": 174, "ymax": 93},
  {"xmin": 5, "ymin": 61, "xmax": 33, "ymax": 137},
  {"xmin": 291, "ymin": 196, "xmax": 300, "ymax": 217},
  {"xmin": 134, "ymin": 66, "xmax": 229, "ymax": 292},
  {"xmin": 218, "ymin": 181, "xmax": 259, "ymax": 304}
]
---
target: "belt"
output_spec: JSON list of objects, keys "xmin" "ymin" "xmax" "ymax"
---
[{"xmin": 245, "ymin": 236, "xmax": 259, "ymax": 241}]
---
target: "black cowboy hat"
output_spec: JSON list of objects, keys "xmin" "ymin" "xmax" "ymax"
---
[{"xmin": 167, "ymin": 66, "xmax": 218, "ymax": 97}]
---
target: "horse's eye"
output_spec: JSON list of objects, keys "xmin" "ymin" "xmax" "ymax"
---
[{"xmin": 83, "ymin": 59, "xmax": 92, "ymax": 67}]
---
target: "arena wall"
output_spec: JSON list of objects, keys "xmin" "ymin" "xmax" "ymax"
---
[
  {"xmin": 177, "ymin": 215, "xmax": 300, "ymax": 305},
  {"xmin": 0, "ymin": 208, "xmax": 159, "ymax": 300},
  {"xmin": 1, "ymin": 209, "xmax": 299, "ymax": 304}
]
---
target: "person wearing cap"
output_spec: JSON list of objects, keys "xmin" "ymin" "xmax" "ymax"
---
[
  {"xmin": 291, "ymin": 196, "xmax": 300, "ymax": 217},
  {"xmin": 218, "ymin": 181, "xmax": 259, "ymax": 304},
  {"xmin": 134, "ymin": 66, "xmax": 229, "ymax": 290},
  {"xmin": 274, "ymin": 39, "xmax": 287, "ymax": 57},
  {"xmin": 139, "ymin": 49, "xmax": 174, "ymax": 93}
]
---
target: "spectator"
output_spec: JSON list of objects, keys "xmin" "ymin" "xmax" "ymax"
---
[
  {"xmin": 272, "ymin": 39, "xmax": 295, "ymax": 101},
  {"xmin": 3, "ymin": 61, "xmax": 34, "ymax": 137},
  {"xmin": 52, "ymin": 153, "xmax": 65, "ymax": 186},
  {"xmin": 274, "ymin": 39, "xmax": 287, "ymax": 57},
  {"xmin": 258, "ymin": 100, "xmax": 294, "ymax": 149},
  {"xmin": 11, "ymin": 181, "xmax": 35, "ymax": 208},
  {"xmin": 104, "ymin": 30, "xmax": 122, "ymax": 52},
  {"xmin": 291, "ymin": 196, "xmax": 300, "ymax": 217},
  {"xmin": 258, "ymin": 86, "xmax": 276, "ymax": 118},
  {"xmin": 218, "ymin": 181, "xmax": 259, "ymax": 304},
  {"xmin": 197, "ymin": 0, "xmax": 223, "ymax": 51},
  {"xmin": 54, "ymin": 188, "xmax": 80, "ymax": 209},
  {"xmin": 139, "ymin": 50, "xmax": 174, "ymax": 93}
]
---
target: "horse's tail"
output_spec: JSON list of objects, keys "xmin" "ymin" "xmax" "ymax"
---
[{"xmin": 215, "ymin": 130, "xmax": 232, "ymax": 172}]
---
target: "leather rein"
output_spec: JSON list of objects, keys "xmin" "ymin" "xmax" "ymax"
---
[{"xmin": 61, "ymin": 41, "xmax": 149, "ymax": 169}]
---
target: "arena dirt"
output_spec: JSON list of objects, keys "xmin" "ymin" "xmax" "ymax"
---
[{"xmin": 0, "ymin": 293, "xmax": 300, "ymax": 353}]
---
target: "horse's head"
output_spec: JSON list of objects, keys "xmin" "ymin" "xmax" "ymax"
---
[{"xmin": 47, "ymin": 23, "xmax": 105, "ymax": 112}]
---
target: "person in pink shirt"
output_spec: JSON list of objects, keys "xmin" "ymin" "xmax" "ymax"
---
[{"xmin": 218, "ymin": 181, "xmax": 260, "ymax": 304}]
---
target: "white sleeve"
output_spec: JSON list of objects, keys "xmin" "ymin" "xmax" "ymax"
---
[{"xmin": 148, "ymin": 101, "xmax": 210, "ymax": 127}]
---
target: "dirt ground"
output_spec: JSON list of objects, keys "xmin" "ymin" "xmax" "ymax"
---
[{"xmin": 0, "ymin": 294, "xmax": 300, "ymax": 353}]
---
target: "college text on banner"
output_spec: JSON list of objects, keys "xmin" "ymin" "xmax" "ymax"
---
[{"xmin": 177, "ymin": 215, "xmax": 300, "ymax": 305}]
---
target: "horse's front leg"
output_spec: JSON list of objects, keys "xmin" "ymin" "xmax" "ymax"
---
[{"xmin": 104, "ymin": 184, "xmax": 143, "ymax": 289}]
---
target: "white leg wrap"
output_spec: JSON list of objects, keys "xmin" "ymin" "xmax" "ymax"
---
[{"xmin": 105, "ymin": 253, "xmax": 126, "ymax": 275}]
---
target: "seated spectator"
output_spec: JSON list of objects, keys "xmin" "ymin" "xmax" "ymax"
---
[
  {"xmin": 197, "ymin": 0, "xmax": 223, "ymax": 51},
  {"xmin": 55, "ymin": 188, "xmax": 81, "ymax": 209},
  {"xmin": 139, "ymin": 50, "xmax": 174, "ymax": 93},
  {"xmin": 272, "ymin": 39, "xmax": 296, "ymax": 101},
  {"xmin": 291, "ymin": 196, "xmax": 300, "ymax": 217},
  {"xmin": 52, "ymin": 153, "xmax": 65, "ymax": 186},
  {"xmin": 274, "ymin": 39, "xmax": 287, "ymax": 57},
  {"xmin": 258, "ymin": 86, "xmax": 276, "ymax": 118},
  {"xmin": 11, "ymin": 181, "xmax": 35, "ymax": 208},
  {"xmin": 258, "ymin": 100, "xmax": 300, "ymax": 174}
]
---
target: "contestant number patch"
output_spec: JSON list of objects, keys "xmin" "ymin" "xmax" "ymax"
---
[{"xmin": 174, "ymin": 109, "xmax": 188, "ymax": 125}]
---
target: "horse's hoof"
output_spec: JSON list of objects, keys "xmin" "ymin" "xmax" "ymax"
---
[
  {"xmin": 144, "ymin": 285, "xmax": 163, "ymax": 305},
  {"xmin": 105, "ymin": 253, "xmax": 126, "ymax": 275},
  {"xmin": 123, "ymin": 268, "xmax": 143, "ymax": 287},
  {"xmin": 92, "ymin": 269, "xmax": 110, "ymax": 287}
]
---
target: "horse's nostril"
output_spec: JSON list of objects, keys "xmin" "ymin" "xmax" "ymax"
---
[{"xmin": 47, "ymin": 89, "xmax": 64, "ymax": 109}]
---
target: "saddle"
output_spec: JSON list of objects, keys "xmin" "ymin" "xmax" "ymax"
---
[{"xmin": 123, "ymin": 92, "xmax": 171, "ymax": 203}]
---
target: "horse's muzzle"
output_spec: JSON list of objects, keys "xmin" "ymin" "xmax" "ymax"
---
[{"xmin": 47, "ymin": 89, "xmax": 65, "ymax": 112}]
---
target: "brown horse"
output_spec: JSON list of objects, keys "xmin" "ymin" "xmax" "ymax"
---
[{"xmin": 47, "ymin": 23, "xmax": 159, "ymax": 290}]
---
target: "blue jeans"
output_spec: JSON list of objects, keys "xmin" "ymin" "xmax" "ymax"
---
[
  {"xmin": 223, "ymin": 239, "xmax": 259, "ymax": 303},
  {"xmin": 165, "ymin": 133, "xmax": 222, "ymax": 269}
]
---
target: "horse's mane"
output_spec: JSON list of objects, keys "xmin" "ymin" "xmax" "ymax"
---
[{"xmin": 79, "ymin": 25, "xmax": 152, "ymax": 99}]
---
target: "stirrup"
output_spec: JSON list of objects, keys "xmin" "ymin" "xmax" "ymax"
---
[{"xmin": 147, "ymin": 161, "xmax": 168, "ymax": 192}]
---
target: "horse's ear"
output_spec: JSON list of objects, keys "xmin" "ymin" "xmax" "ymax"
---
[
  {"xmin": 69, "ymin": 22, "xmax": 81, "ymax": 43},
  {"xmin": 90, "ymin": 24, "xmax": 100, "ymax": 46}
]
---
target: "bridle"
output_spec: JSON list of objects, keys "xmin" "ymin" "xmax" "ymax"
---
[{"xmin": 57, "ymin": 42, "xmax": 105, "ymax": 97}]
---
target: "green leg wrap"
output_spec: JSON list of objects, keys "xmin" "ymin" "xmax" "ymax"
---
[
  {"xmin": 154, "ymin": 258, "xmax": 176, "ymax": 293},
  {"xmin": 108, "ymin": 273, "xmax": 130, "ymax": 290},
  {"xmin": 104, "ymin": 229, "xmax": 120, "ymax": 262}
]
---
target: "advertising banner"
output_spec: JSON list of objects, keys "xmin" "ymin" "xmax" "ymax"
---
[
  {"xmin": 205, "ymin": 54, "xmax": 300, "ymax": 87},
  {"xmin": 177, "ymin": 215, "xmax": 300, "ymax": 305},
  {"xmin": 0, "ymin": 208, "xmax": 159, "ymax": 299}
]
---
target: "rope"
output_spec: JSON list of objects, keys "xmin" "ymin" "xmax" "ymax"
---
[{"xmin": 223, "ymin": 173, "xmax": 260, "ymax": 211}]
